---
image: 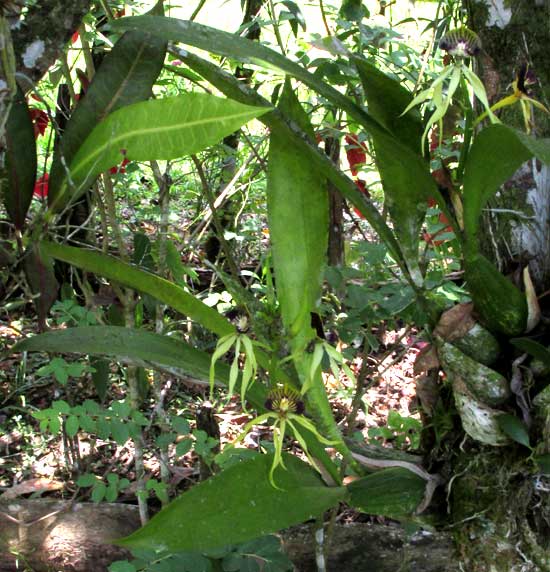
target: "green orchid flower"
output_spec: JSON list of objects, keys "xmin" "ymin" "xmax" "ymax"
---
[
  {"xmin": 301, "ymin": 340, "xmax": 357, "ymax": 395},
  {"xmin": 209, "ymin": 331, "xmax": 266, "ymax": 406},
  {"xmin": 402, "ymin": 27, "xmax": 498, "ymax": 152},
  {"xmin": 231, "ymin": 385, "xmax": 337, "ymax": 489}
]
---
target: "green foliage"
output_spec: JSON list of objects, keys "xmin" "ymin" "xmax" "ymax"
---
[
  {"xmin": 267, "ymin": 79, "xmax": 328, "ymax": 355},
  {"xmin": 61, "ymin": 94, "xmax": 270, "ymax": 207},
  {"xmin": 116, "ymin": 454, "xmax": 346, "ymax": 552},
  {"xmin": 33, "ymin": 398, "xmax": 148, "ymax": 444},
  {"xmin": 347, "ymin": 467, "xmax": 426, "ymax": 518},
  {"xmin": 368, "ymin": 411, "xmax": 423, "ymax": 450},
  {"xmin": 36, "ymin": 356, "xmax": 92, "ymax": 385},
  {"xmin": 109, "ymin": 535, "xmax": 292, "ymax": 572},
  {"xmin": 48, "ymin": 28, "xmax": 167, "ymax": 209},
  {"xmin": 78, "ymin": 472, "xmax": 131, "ymax": 503},
  {"xmin": 0, "ymin": 87, "xmax": 36, "ymax": 229}
]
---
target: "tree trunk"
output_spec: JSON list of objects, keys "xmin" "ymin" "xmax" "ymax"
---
[
  {"xmin": 470, "ymin": 0, "xmax": 550, "ymax": 291},
  {"xmin": 0, "ymin": 500, "xmax": 460, "ymax": 572}
]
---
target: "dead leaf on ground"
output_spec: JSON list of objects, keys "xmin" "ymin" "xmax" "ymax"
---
[
  {"xmin": 1, "ymin": 477, "xmax": 64, "ymax": 500},
  {"xmin": 413, "ymin": 344, "xmax": 440, "ymax": 374},
  {"xmin": 434, "ymin": 302, "xmax": 475, "ymax": 341}
]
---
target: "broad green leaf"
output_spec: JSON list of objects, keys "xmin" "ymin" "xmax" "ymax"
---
[
  {"xmin": 177, "ymin": 51, "xmax": 406, "ymax": 277},
  {"xmin": 111, "ymin": 16, "xmax": 385, "ymax": 137},
  {"xmin": 370, "ymin": 128, "xmax": 437, "ymax": 286},
  {"xmin": 462, "ymin": 124, "xmax": 550, "ymax": 240},
  {"xmin": 65, "ymin": 415, "xmax": 80, "ymax": 437},
  {"xmin": 49, "ymin": 25, "xmax": 167, "ymax": 209},
  {"xmin": 464, "ymin": 252, "xmax": 527, "ymax": 336},
  {"xmin": 510, "ymin": 338, "xmax": 550, "ymax": 368},
  {"xmin": 352, "ymin": 57, "xmax": 423, "ymax": 153},
  {"xmin": 116, "ymin": 453, "xmax": 346, "ymax": 552},
  {"xmin": 58, "ymin": 94, "xmax": 270, "ymax": 205},
  {"xmin": 112, "ymin": 16, "xmax": 447, "ymax": 276},
  {"xmin": 534, "ymin": 454, "xmax": 550, "ymax": 475},
  {"xmin": 347, "ymin": 467, "xmax": 426, "ymax": 518},
  {"xmin": 496, "ymin": 414, "xmax": 531, "ymax": 448},
  {"xmin": 339, "ymin": 0, "xmax": 366, "ymax": 20},
  {"xmin": 39, "ymin": 241, "xmax": 233, "ymax": 337},
  {"xmin": 267, "ymin": 79, "xmax": 328, "ymax": 353},
  {"xmin": 11, "ymin": 326, "xmax": 235, "ymax": 388},
  {"xmin": 0, "ymin": 88, "xmax": 36, "ymax": 229},
  {"xmin": 462, "ymin": 125, "xmax": 533, "ymax": 240}
]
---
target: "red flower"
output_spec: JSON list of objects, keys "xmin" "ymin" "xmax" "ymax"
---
[
  {"xmin": 345, "ymin": 134, "xmax": 367, "ymax": 177},
  {"xmin": 109, "ymin": 158, "xmax": 130, "ymax": 175},
  {"xmin": 353, "ymin": 179, "xmax": 370, "ymax": 219},
  {"xmin": 34, "ymin": 173, "xmax": 49, "ymax": 198},
  {"xmin": 71, "ymin": 30, "xmax": 79, "ymax": 44},
  {"xmin": 29, "ymin": 107, "xmax": 49, "ymax": 138}
]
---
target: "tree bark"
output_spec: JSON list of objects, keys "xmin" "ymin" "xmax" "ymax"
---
[
  {"xmin": 12, "ymin": 0, "xmax": 92, "ymax": 85},
  {"xmin": 470, "ymin": 0, "xmax": 550, "ymax": 291},
  {"xmin": 0, "ymin": 500, "xmax": 460, "ymax": 572}
]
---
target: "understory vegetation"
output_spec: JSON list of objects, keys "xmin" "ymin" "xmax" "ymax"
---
[{"xmin": 1, "ymin": 0, "xmax": 549, "ymax": 571}]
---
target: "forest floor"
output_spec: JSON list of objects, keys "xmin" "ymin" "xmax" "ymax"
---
[{"xmin": 0, "ymin": 317, "xmax": 422, "ymax": 508}]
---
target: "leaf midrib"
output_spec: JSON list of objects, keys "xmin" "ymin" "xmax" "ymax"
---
[{"xmin": 71, "ymin": 107, "xmax": 259, "ymax": 179}]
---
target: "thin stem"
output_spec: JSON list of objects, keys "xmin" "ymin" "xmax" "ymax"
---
[
  {"xmin": 150, "ymin": 160, "xmax": 172, "ymax": 493},
  {"xmin": 98, "ymin": 0, "xmax": 115, "ymax": 21},
  {"xmin": 191, "ymin": 155, "xmax": 242, "ymax": 282},
  {"xmin": 78, "ymin": 23, "xmax": 95, "ymax": 80},
  {"xmin": 319, "ymin": 0, "xmax": 332, "ymax": 37},
  {"xmin": 267, "ymin": 0, "xmax": 286, "ymax": 54},
  {"xmin": 190, "ymin": 0, "xmax": 207, "ymax": 21}
]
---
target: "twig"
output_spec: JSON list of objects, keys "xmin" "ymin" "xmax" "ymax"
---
[{"xmin": 191, "ymin": 155, "xmax": 242, "ymax": 282}]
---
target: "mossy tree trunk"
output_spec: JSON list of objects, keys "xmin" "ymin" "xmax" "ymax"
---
[{"xmin": 469, "ymin": 0, "xmax": 550, "ymax": 292}]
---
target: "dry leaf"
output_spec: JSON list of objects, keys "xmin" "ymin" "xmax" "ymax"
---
[
  {"xmin": 1, "ymin": 477, "xmax": 64, "ymax": 500},
  {"xmin": 434, "ymin": 302, "xmax": 475, "ymax": 341},
  {"xmin": 523, "ymin": 266, "xmax": 541, "ymax": 333},
  {"xmin": 413, "ymin": 344, "xmax": 440, "ymax": 374},
  {"xmin": 416, "ymin": 373, "xmax": 440, "ymax": 415}
]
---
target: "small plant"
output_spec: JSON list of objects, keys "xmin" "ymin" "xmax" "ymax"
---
[
  {"xmin": 77, "ymin": 472, "xmax": 131, "ymax": 503},
  {"xmin": 368, "ymin": 410, "xmax": 422, "ymax": 450},
  {"xmin": 36, "ymin": 356, "xmax": 93, "ymax": 386}
]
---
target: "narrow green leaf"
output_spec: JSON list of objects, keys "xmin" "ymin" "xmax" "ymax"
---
[
  {"xmin": 111, "ymin": 16, "xmax": 385, "ymax": 137},
  {"xmin": 370, "ymin": 128, "xmax": 438, "ymax": 286},
  {"xmin": 347, "ymin": 467, "xmax": 426, "ymax": 518},
  {"xmin": 0, "ymin": 88, "xmax": 36, "ymax": 229},
  {"xmin": 49, "ymin": 27, "xmax": 167, "ymax": 208},
  {"xmin": 353, "ymin": 56, "xmax": 423, "ymax": 153},
  {"xmin": 39, "ymin": 241, "xmax": 233, "ymax": 337},
  {"xmin": 57, "ymin": 94, "xmax": 270, "ymax": 206},
  {"xmin": 116, "ymin": 453, "xmax": 346, "ymax": 552},
  {"xmin": 496, "ymin": 414, "xmax": 531, "ymax": 448},
  {"xmin": 22, "ymin": 243, "xmax": 59, "ymax": 328},
  {"xmin": 177, "ymin": 51, "xmax": 406, "ymax": 274},
  {"xmin": 267, "ymin": 79, "xmax": 328, "ymax": 352},
  {"xmin": 462, "ymin": 124, "xmax": 535, "ymax": 240},
  {"xmin": 11, "ymin": 326, "xmax": 231, "ymax": 387},
  {"xmin": 510, "ymin": 338, "xmax": 550, "ymax": 368},
  {"xmin": 464, "ymin": 252, "xmax": 527, "ymax": 336},
  {"xmin": 534, "ymin": 454, "xmax": 550, "ymax": 475}
]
